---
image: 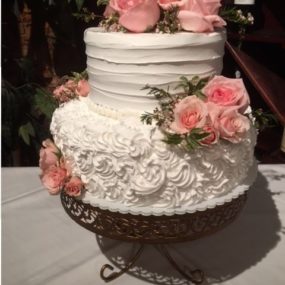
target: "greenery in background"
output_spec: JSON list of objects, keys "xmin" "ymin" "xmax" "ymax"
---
[
  {"xmin": 252, "ymin": 108, "xmax": 279, "ymax": 131},
  {"xmin": 2, "ymin": 0, "xmax": 103, "ymax": 166},
  {"xmin": 2, "ymin": 63, "xmax": 57, "ymax": 165}
]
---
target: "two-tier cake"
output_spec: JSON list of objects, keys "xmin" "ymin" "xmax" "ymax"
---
[{"xmin": 40, "ymin": 0, "xmax": 257, "ymax": 216}]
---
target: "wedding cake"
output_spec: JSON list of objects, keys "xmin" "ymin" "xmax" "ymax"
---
[{"xmin": 40, "ymin": 0, "xmax": 257, "ymax": 214}]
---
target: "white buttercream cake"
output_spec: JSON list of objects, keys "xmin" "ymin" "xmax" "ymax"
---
[{"xmin": 50, "ymin": 27, "xmax": 257, "ymax": 213}]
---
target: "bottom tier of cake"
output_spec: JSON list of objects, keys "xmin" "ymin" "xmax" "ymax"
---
[{"xmin": 51, "ymin": 97, "xmax": 257, "ymax": 213}]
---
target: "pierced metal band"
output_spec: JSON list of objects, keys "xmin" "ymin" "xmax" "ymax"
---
[{"xmin": 60, "ymin": 192, "xmax": 247, "ymax": 244}]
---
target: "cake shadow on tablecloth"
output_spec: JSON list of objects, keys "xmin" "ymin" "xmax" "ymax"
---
[{"xmin": 95, "ymin": 170, "xmax": 283, "ymax": 285}]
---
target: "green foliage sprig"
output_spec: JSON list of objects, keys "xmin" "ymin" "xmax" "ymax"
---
[
  {"xmin": 220, "ymin": 7, "xmax": 254, "ymax": 26},
  {"xmin": 157, "ymin": 6, "xmax": 181, "ymax": 33},
  {"xmin": 97, "ymin": 0, "xmax": 110, "ymax": 6},
  {"xmin": 99, "ymin": 13, "xmax": 127, "ymax": 32},
  {"xmin": 252, "ymin": 108, "xmax": 278, "ymax": 131},
  {"xmin": 163, "ymin": 128, "xmax": 210, "ymax": 151},
  {"xmin": 73, "ymin": 7, "xmax": 102, "ymax": 23},
  {"xmin": 175, "ymin": 76, "xmax": 208, "ymax": 99}
]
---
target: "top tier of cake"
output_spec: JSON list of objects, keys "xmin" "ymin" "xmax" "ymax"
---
[{"xmin": 84, "ymin": 27, "xmax": 226, "ymax": 112}]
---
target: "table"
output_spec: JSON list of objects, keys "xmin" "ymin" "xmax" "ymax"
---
[{"xmin": 2, "ymin": 165, "xmax": 285, "ymax": 285}]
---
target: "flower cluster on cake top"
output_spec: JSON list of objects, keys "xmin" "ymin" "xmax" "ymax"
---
[
  {"xmin": 101, "ymin": 0, "xmax": 225, "ymax": 33},
  {"xmin": 141, "ymin": 75, "xmax": 252, "ymax": 150},
  {"xmin": 94, "ymin": 0, "xmax": 254, "ymax": 33}
]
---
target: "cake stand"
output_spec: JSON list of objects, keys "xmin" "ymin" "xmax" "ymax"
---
[{"xmin": 60, "ymin": 190, "xmax": 247, "ymax": 284}]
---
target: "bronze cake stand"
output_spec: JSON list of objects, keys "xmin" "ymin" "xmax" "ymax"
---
[{"xmin": 61, "ymin": 191, "xmax": 247, "ymax": 284}]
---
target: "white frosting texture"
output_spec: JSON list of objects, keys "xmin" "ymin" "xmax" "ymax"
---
[
  {"xmin": 51, "ymin": 98, "xmax": 256, "ymax": 210},
  {"xmin": 84, "ymin": 28, "xmax": 226, "ymax": 112}
]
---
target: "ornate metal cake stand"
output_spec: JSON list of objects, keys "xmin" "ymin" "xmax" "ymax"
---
[{"xmin": 61, "ymin": 191, "xmax": 247, "ymax": 284}]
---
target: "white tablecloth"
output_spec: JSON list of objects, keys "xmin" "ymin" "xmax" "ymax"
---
[{"xmin": 2, "ymin": 165, "xmax": 285, "ymax": 285}]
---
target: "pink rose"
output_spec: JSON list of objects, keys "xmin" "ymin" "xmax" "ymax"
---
[
  {"xmin": 170, "ymin": 96, "xmax": 208, "ymax": 134},
  {"xmin": 41, "ymin": 166, "xmax": 67, "ymax": 195},
  {"xmin": 203, "ymin": 76, "xmax": 250, "ymax": 113},
  {"xmin": 104, "ymin": 0, "xmax": 160, "ymax": 32},
  {"xmin": 201, "ymin": 124, "xmax": 219, "ymax": 145},
  {"xmin": 158, "ymin": 0, "xmax": 226, "ymax": 32},
  {"xmin": 64, "ymin": 177, "xmax": 83, "ymax": 197},
  {"xmin": 75, "ymin": 79, "xmax": 90, "ymax": 97},
  {"xmin": 39, "ymin": 139, "xmax": 59, "ymax": 171},
  {"xmin": 218, "ymin": 108, "xmax": 250, "ymax": 143}
]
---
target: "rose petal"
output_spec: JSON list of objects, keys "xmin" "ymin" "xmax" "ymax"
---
[
  {"xmin": 104, "ymin": 4, "xmax": 116, "ymax": 17},
  {"xmin": 203, "ymin": 0, "xmax": 222, "ymax": 15},
  {"xmin": 75, "ymin": 80, "xmax": 90, "ymax": 97},
  {"xmin": 119, "ymin": 0, "xmax": 160, "ymax": 32},
  {"xmin": 178, "ymin": 11, "xmax": 214, "ymax": 32},
  {"xmin": 183, "ymin": 0, "xmax": 208, "ymax": 14},
  {"xmin": 205, "ymin": 14, "xmax": 226, "ymax": 28}
]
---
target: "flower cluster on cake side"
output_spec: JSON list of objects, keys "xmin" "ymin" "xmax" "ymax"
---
[
  {"xmin": 39, "ymin": 139, "xmax": 84, "ymax": 196},
  {"xmin": 39, "ymin": 72, "xmax": 90, "ymax": 196},
  {"xmin": 141, "ymin": 75, "xmax": 251, "ymax": 150},
  {"xmin": 52, "ymin": 71, "xmax": 90, "ymax": 103}
]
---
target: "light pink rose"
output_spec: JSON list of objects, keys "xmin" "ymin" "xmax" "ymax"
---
[
  {"xmin": 218, "ymin": 108, "xmax": 250, "ymax": 143},
  {"xmin": 170, "ymin": 96, "xmax": 208, "ymax": 134},
  {"xmin": 64, "ymin": 177, "xmax": 83, "ymax": 197},
  {"xmin": 203, "ymin": 76, "xmax": 250, "ymax": 113},
  {"xmin": 201, "ymin": 124, "xmax": 219, "ymax": 145},
  {"xmin": 75, "ymin": 79, "xmax": 90, "ymax": 97},
  {"xmin": 158, "ymin": 0, "xmax": 225, "ymax": 32},
  {"xmin": 104, "ymin": 0, "xmax": 160, "ymax": 32},
  {"xmin": 41, "ymin": 166, "xmax": 67, "ymax": 195},
  {"xmin": 39, "ymin": 139, "xmax": 59, "ymax": 171},
  {"xmin": 206, "ymin": 101, "xmax": 222, "ymax": 125}
]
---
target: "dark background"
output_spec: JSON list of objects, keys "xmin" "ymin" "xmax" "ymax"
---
[{"xmin": 1, "ymin": 0, "xmax": 285, "ymax": 166}]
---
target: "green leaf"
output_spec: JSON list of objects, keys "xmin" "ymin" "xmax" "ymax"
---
[
  {"xmin": 189, "ymin": 128, "xmax": 209, "ymax": 140},
  {"xmin": 97, "ymin": 0, "xmax": 109, "ymax": 6},
  {"xmin": 18, "ymin": 122, "xmax": 35, "ymax": 145},
  {"xmin": 163, "ymin": 133, "xmax": 183, "ymax": 145},
  {"xmin": 75, "ymin": 0, "xmax": 85, "ymax": 10},
  {"xmin": 191, "ymin": 132, "xmax": 209, "ymax": 141},
  {"xmin": 140, "ymin": 112, "xmax": 154, "ymax": 125},
  {"xmin": 195, "ymin": 77, "xmax": 209, "ymax": 90},
  {"xmin": 193, "ymin": 90, "xmax": 206, "ymax": 100},
  {"xmin": 175, "ymin": 76, "xmax": 194, "ymax": 95},
  {"xmin": 252, "ymin": 109, "xmax": 279, "ymax": 130},
  {"xmin": 34, "ymin": 88, "xmax": 57, "ymax": 119},
  {"xmin": 142, "ymin": 85, "xmax": 173, "ymax": 101}
]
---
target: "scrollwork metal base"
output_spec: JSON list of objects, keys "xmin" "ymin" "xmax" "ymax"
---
[
  {"xmin": 60, "ymin": 192, "xmax": 247, "ymax": 283},
  {"xmin": 60, "ymin": 192, "xmax": 247, "ymax": 243}
]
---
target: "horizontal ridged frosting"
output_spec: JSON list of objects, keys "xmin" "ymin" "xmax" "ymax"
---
[{"xmin": 84, "ymin": 27, "xmax": 226, "ymax": 112}]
